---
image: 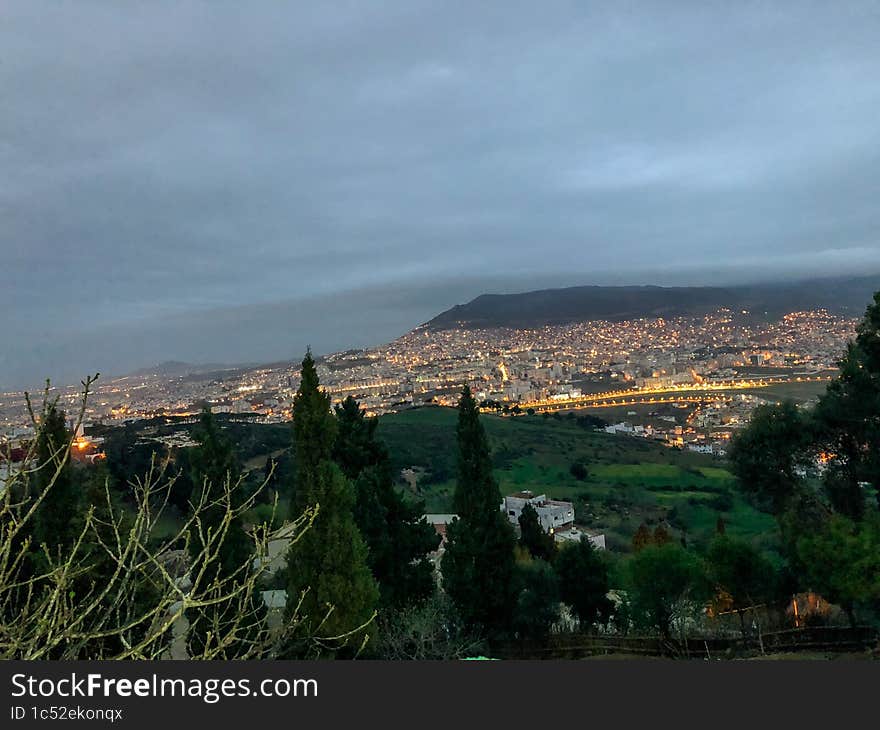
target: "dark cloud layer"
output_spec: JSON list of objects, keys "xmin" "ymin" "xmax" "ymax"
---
[{"xmin": 2, "ymin": 2, "xmax": 879, "ymax": 388}]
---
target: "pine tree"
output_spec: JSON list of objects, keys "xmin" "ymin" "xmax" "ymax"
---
[
  {"xmin": 518, "ymin": 503, "xmax": 556, "ymax": 562},
  {"xmin": 813, "ymin": 291, "xmax": 880, "ymax": 515},
  {"xmin": 441, "ymin": 386, "xmax": 517, "ymax": 637},
  {"xmin": 285, "ymin": 354, "xmax": 378, "ymax": 653},
  {"xmin": 333, "ymin": 396, "xmax": 439, "ymax": 609}
]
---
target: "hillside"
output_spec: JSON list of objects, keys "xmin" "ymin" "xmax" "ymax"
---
[
  {"xmin": 424, "ymin": 275, "xmax": 880, "ymax": 330},
  {"xmin": 93, "ymin": 406, "xmax": 777, "ymax": 554},
  {"xmin": 376, "ymin": 406, "xmax": 776, "ymax": 553}
]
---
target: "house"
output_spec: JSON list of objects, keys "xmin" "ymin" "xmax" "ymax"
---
[
  {"xmin": 423, "ymin": 514, "xmax": 458, "ymax": 547},
  {"xmin": 501, "ymin": 491, "xmax": 575, "ymax": 534},
  {"xmin": 501, "ymin": 491, "xmax": 606, "ymax": 549}
]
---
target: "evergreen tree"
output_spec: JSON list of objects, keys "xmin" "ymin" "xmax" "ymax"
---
[
  {"xmin": 511, "ymin": 559, "xmax": 560, "ymax": 641},
  {"xmin": 186, "ymin": 406, "xmax": 258, "ymax": 658},
  {"xmin": 31, "ymin": 404, "xmax": 81, "ymax": 553},
  {"xmin": 285, "ymin": 354, "xmax": 378, "ymax": 653},
  {"xmin": 188, "ymin": 406, "xmax": 251, "ymax": 577},
  {"xmin": 441, "ymin": 386, "xmax": 517, "ymax": 637},
  {"xmin": 517, "ymin": 503, "xmax": 556, "ymax": 562},
  {"xmin": 333, "ymin": 395, "xmax": 386, "ymax": 477},
  {"xmin": 555, "ymin": 537, "xmax": 613, "ymax": 631},
  {"xmin": 813, "ymin": 292, "xmax": 880, "ymax": 515},
  {"xmin": 291, "ymin": 350, "xmax": 337, "ymax": 513},
  {"xmin": 333, "ymin": 396, "xmax": 439, "ymax": 609}
]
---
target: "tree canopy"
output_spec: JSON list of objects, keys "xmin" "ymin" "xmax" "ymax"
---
[{"xmin": 441, "ymin": 386, "xmax": 517, "ymax": 637}]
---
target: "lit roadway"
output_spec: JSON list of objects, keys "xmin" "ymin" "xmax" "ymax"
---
[{"xmin": 516, "ymin": 375, "xmax": 831, "ymax": 413}]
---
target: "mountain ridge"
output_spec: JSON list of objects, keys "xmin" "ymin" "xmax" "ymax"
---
[{"xmin": 423, "ymin": 274, "xmax": 880, "ymax": 330}]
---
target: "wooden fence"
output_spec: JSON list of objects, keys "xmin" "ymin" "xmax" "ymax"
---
[{"xmin": 493, "ymin": 626, "xmax": 879, "ymax": 659}]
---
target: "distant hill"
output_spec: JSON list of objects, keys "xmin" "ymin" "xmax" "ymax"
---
[
  {"xmin": 127, "ymin": 360, "xmax": 246, "ymax": 378},
  {"xmin": 423, "ymin": 275, "xmax": 880, "ymax": 330}
]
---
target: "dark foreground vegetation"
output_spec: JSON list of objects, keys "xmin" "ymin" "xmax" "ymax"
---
[{"xmin": 2, "ymin": 291, "xmax": 880, "ymax": 659}]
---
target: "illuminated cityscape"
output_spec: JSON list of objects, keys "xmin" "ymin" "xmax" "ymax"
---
[{"xmin": 0, "ymin": 308, "xmax": 854, "ymax": 455}]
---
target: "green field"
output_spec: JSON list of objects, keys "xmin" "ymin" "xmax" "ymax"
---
[
  {"xmin": 102, "ymin": 404, "xmax": 778, "ymax": 554},
  {"xmin": 376, "ymin": 406, "xmax": 776, "ymax": 552}
]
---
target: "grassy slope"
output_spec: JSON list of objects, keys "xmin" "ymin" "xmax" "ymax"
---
[{"xmin": 377, "ymin": 406, "xmax": 776, "ymax": 552}]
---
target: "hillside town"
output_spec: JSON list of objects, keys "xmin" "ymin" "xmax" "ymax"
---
[{"xmin": 0, "ymin": 309, "xmax": 855, "ymax": 461}]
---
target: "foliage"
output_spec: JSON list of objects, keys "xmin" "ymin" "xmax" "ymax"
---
[
  {"xmin": 511, "ymin": 559, "xmax": 560, "ymax": 641},
  {"xmin": 728, "ymin": 401, "xmax": 813, "ymax": 514},
  {"xmin": 793, "ymin": 514, "xmax": 880, "ymax": 626},
  {"xmin": 0, "ymin": 377, "xmax": 318, "ymax": 659},
  {"xmin": 626, "ymin": 543, "xmax": 708, "ymax": 639},
  {"xmin": 291, "ymin": 350, "xmax": 337, "ymax": 514},
  {"xmin": 707, "ymin": 535, "xmax": 776, "ymax": 635},
  {"xmin": 186, "ymin": 406, "xmax": 260, "ymax": 658},
  {"xmin": 555, "ymin": 537, "xmax": 613, "ymax": 631},
  {"xmin": 813, "ymin": 292, "xmax": 880, "ymax": 513},
  {"xmin": 284, "ymin": 354, "xmax": 378, "ymax": 654},
  {"xmin": 518, "ymin": 503, "xmax": 556, "ymax": 563},
  {"xmin": 372, "ymin": 594, "xmax": 484, "ymax": 660},
  {"xmin": 632, "ymin": 523, "xmax": 653, "ymax": 552},
  {"xmin": 29, "ymin": 399, "xmax": 80, "ymax": 552},
  {"xmin": 441, "ymin": 387, "xmax": 517, "ymax": 637},
  {"xmin": 333, "ymin": 396, "xmax": 440, "ymax": 609}
]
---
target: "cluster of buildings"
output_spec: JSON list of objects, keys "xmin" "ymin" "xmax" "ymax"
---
[
  {"xmin": 0, "ymin": 309, "xmax": 854, "ymax": 457},
  {"xmin": 424, "ymin": 489, "xmax": 606, "ymax": 568}
]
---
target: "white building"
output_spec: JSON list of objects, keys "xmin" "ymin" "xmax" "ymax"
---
[
  {"xmin": 501, "ymin": 491, "xmax": 575, "ymax": 535},
  {"xmin": 501, "ymin": 491, "xmax": 606, "ymax": 550}
]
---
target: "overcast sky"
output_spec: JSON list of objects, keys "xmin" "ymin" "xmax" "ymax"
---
[{"xmin": 2, "ymin": 1, "xmax": 879, "ymax": 388}]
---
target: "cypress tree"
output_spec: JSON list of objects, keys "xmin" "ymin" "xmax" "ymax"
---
[
  {"xmin": 333, "ymin": 396, "xmax": 440, "ymax": 609},
  {"xmin": 31, "ymin": 404, "xmax": 81, "ymax": 553},
  {"xmin": 188, "ymin": 406, "xmax": 251, "ymax": 578},
  {"xmin": 186, "ymin": 406, "xmax": 259, "ymax": 658},
  {"xmin": 291, "ymin": 350, "xmax": 336, "ymax": 513},
  {"xmin": 441, "ymin": 386, "xmax": 517, "ymax": 637},
  {"xmin": 518, "ymin": 503, "xmax": 556, "ymax": 563},
  {"xmin": 285, "ymin": 353, "xmax": 378, "ymax": 653}
]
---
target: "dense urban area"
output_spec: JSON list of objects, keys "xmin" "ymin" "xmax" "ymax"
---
[{"xmin": 0, "ymin": 308, "xmax": 854, "ymax": 457}]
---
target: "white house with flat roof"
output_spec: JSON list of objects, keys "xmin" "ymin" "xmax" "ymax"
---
[
  {"xmin": 501, "ymin": 491, "xmax": 575, "ymax": 535},
  {"xmin": 501, "ymin": 490, "xmax": 605, "ymax": 549}
]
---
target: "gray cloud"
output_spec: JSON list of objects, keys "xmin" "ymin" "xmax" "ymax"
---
[{"xmin": 1, "ymin": 1, "xmax": 879, "ymax": 387}]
